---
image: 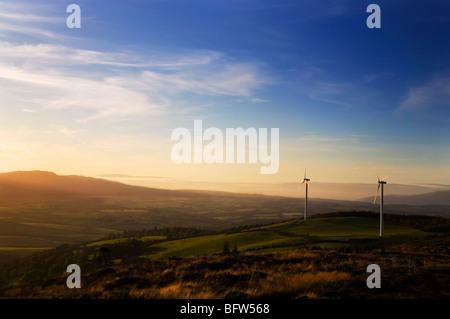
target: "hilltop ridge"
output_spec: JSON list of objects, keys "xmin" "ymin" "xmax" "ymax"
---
[{"xmin": 0, "ymin": 170, "xmax": 177, "ymax": 198}]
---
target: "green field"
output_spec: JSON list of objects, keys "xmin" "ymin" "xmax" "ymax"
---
[
  {"xmin": 141, "ymin": 216, "xmax": 432, "ymax": 260},
  {"xmin": 0, "ymin": 221, "xmax": 114, "ymax": 260},
  {"xmin": 87, "ymin": 235, "xmax": 167, "ymax": 247}
]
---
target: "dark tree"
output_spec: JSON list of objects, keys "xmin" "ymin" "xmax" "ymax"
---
[
  {"xmin": 97, "ymin": 246, "xmax": 113, "ymax": 267},
  {"xmin": 232, "ymin": 243, "xmax": 239, "ymax": 255},
  {"xmin": 222, "ymin": 241, "xmax": 231, "ymax": 255}
]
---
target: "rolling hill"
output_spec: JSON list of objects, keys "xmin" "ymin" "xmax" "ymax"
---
[
  {"xmin": 139, "ymin": 215, "xmax": 433, "ymax": 260},
  {"xmin": 0, "ymin": 170, "xmax": 177, "ymax": 198}
]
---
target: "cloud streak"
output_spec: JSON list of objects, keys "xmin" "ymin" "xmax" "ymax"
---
[
  {"xmin": 141, "ymin": 63, "xmax": 266, "ymax": 97},
  {"xmin": 49, "ymin": 124, "xmax": 78, "ymax": 137},
  {"xmin": 399, "ymin": 71, "xmax": 450, "ymax": 112},
  {"xmin": 0, "ymin": 42, "xmax": 222, "ymax": 69},
  {"xmin": 0, "ymin": 62, "xmax": 165, "ymax": 123},
  {"xmin": 0, "ymin": 142, "xmax": 33, "ymax": 159},
  {"xmin": 0, "ymin": 1, "xmax": 67, "ymax": 40},
  {"xmin": 0, "ymin": 42, "xmax": 268, "ymax": 123}
]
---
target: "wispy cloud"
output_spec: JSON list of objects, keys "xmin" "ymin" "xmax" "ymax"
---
[
  {"xmin": 0, "ymin": 142, "xmax": 33, "ymax": 159},
  {"xmin": 399, "ymin": 71, "xmax": 450, "ymax": 112},
  {"xmin": 0, "ymin": 62, "xmax": 165, "ymax": 123},
  {"xmin": 49, "ymin": 124, "xmax": 78, "ymax": 137},
  {"xmin": 303, "ymin": 80, "xmax": 357, "ymax": 109},
  {"xmin": 0, "ymin": 10, "xmax": 61, "ymax": 23},
  {"xmin": 298, "ymin": 133, "xmax": 359, "ymax": 143},
  {"xmin": 251, "ymin": 98, "xmax": 270, "ymax": 103},
  {"xmin": 140, "ymin": 63, "xmax": 266, "ymax": 97},
  {"xmin": 0, "ymin": 21, "xmax": 64, "ymax": 40},
  {"xmin": 292, "ymin": 66, "xmax": 371, "ymax": 110},
  {"xmin": 0, "ymin": 42, "xmax": 221, "ymax": 69},
  {"xmin": 363, "ymin": 72, "xmax": 394, "ymax": 84},
  {"xmin": 22, "ymin": 108, "xmax": 37, "ymax": 113},
  {"xmin": 0, "ymin": 42, "xmax": 268, "ymax": 122},
  {"xmin": 0, "ymin": 2, "xmax": 66, "ymax": 40}
]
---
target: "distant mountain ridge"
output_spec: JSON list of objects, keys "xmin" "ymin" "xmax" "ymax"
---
[
  {"xmin": 1, "ymin": 171, "xmax": 449, "ymax": 208},
  {"xmin": 0, "ymin": 170, "xmax": 176, "ymax": 198},
  {"xmin": 0, "ymin": 171, "xmax": 273, "ymax": 200}
]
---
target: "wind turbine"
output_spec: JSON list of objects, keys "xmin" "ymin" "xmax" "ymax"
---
[
  {"xmin": 373, "ymin": 169, "xmax": 388, "ymax": 238},
  {"xmin": 301, "ymin": 170, "xmax": 310, "ymax": 220}
]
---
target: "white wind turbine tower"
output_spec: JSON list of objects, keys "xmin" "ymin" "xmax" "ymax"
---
[
  {"xmin": 373, "ymin": 169, "xmax": 389, "ymax": 238},
  {"xmin": 301, "ymin": 170, "xmax": 310, "ymax": 220}
]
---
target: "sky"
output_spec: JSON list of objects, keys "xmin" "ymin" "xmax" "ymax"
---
[{"xmin": 0, "ymin": 0, "xmax": 449, "ymax": 198}]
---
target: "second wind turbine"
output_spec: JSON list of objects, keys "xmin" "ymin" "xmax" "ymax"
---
[
  {"xmin": 301, "ymin": 170, "xmax": 310, "ymax": 220},
  {"xmin": 373, "ymin": 169, "xmax": 389, "ymax": 238}
]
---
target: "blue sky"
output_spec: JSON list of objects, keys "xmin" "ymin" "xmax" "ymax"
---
[{"xmin": 0, "ymin": 0, "xmax": 449, "ymax": 197}]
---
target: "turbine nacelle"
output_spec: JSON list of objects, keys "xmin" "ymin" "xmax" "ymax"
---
[
  {"xmin": 298, "ymin": 170, "xmax": 310, "ymax": 188},
  {"xmin": 301, "ymin": 169, "xmax": 310, "ymax": 184},
  {"xmin": 373, "ymin": 168, "xmax": 388, "ymax": 204}
]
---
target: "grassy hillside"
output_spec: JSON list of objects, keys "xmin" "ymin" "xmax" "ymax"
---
[
  {"xmin": 0, "ymin": 220, "xmax": 115, "ymax": 260},
  {"xmin": 87, "ymin": 236, "xmax": 167, "ymax": 247},
  {"xmin": 141, "ymin": 216, "xmax": 431, "ymax": 260},
  {"xmin": 0, "ymin": 214, "xmax": 448, "ymax": 299}
]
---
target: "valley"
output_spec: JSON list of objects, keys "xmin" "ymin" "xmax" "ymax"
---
[{"xmin": 0, "ymin": 171, "xmax": 448, "ymax": 261}]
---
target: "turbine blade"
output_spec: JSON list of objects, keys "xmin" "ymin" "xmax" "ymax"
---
[
  {"xmin": 304, "ymin": 169, "xmax": 306, "ymax": 180},
  {"xmin": 380, "ymin": 175, "xmax": 389, "ymax": 181},
  {"xmin": 373, "ymin": 184, "xmax": 380, "ymax": 204},
  {"xmin": 302, "ymin": 180, "xmax": 305, "ymax": 185},
  {"xmin": 374, "ymin": 168, "xmax": 380, "ymax": 181}
]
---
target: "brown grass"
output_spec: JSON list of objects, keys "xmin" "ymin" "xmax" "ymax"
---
[
  {"xmin": 245, "ymin": 271, "xmax": 351, "ymax": 298},
  {"xmin": 1, "ymin": 240, "xmax": 448, "ymax": 299}
]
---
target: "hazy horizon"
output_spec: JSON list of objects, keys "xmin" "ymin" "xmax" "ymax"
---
[
  {"xmin": 2, "ymin": 169, "xmax": 449, "ymax": 201},
  {"xmin": 95, "ymin": 173, "xmax": 450, "ymax": 200}
]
